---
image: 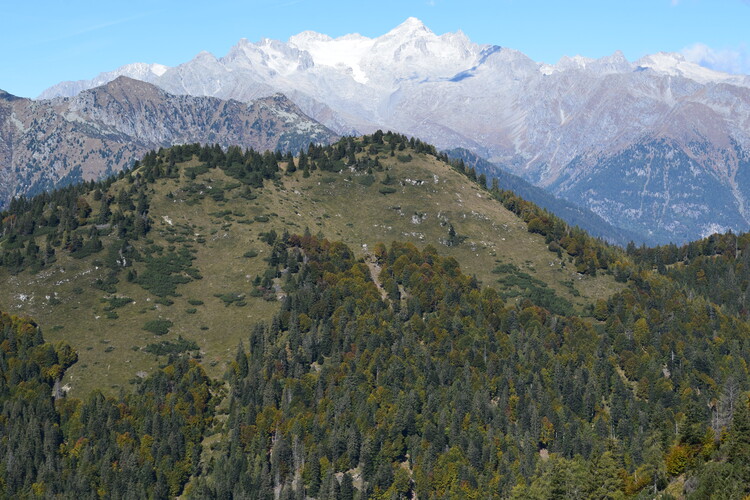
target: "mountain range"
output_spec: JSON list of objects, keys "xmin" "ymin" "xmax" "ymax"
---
[
  {"xmin": 0, "ymin": 77, "xmax": 337, "ymax": 205},
  {"xmin": 37, "ymin": 17, "xmax": 750, "ymax": 244},
  {"xmin": 3, "ymin": 15, "xmax": 750, "ymax": 498}
]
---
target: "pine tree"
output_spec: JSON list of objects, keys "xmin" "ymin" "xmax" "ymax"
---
[
  {"xmin": 727, "ymin": 395, "xmax": 750, "ymax": 494},
  {"xmin": 340, "ymin": 472, "xmax": 354, "ymax": 500}
]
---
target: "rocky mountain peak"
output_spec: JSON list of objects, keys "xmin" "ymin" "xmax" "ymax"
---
[
  {"xmin": 22, "ymin": 19, "xmax": 750, "ymax": 242},
  {"xmin": 388, "ymin": 17, "xmax": 430, "ymax": 36},
  {"xmin": 0, "ymin": 89, "xmax": 24, "ymax": 101},
  {"xmin": 0, "ymin": 80, "xmax": 338, "ymax": 209}
]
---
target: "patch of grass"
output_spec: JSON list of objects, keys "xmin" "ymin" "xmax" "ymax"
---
[{"xmin": 185, "ymin": 164, "xmax": 209, "ymax": 178}]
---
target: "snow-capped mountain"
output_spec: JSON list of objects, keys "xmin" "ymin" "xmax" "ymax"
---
[{"xmin": 34, "ymin": 18, "xmax": 750, "ymax": 243}]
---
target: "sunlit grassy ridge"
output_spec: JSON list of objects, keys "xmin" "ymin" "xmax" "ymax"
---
[{"xmin": 0, "ymin": 134, "xmax": 623, "ymax": 396}]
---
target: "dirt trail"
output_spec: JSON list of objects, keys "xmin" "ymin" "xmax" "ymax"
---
[{"xmin": 365, "ymin": 255, "xmax": 389, "ymax": 303}]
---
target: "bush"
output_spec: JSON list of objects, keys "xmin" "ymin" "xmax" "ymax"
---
[
  {"xmin": 214, "ymin": 292, "xmax": 246, "ymax": 307},
  {"xmin": 357, "ymin": 175, "xmax": 376, "ymax": 187},
  {"xmin": 104, "ymin": 297, "xmax": 132, "ymax": 310},
  {"xmin": 136, "ymin": 247, "xmax": 197, "ymax": 297},
  {"xmin": 142, "ymin": 319, "xmax": 173, "ymax": 336},
  {"xmin": 144, "ymin": 336, "xmax": 199, "ymax": 356}
]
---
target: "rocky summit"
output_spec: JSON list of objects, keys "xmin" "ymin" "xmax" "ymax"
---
[{"xmin": 0, "ymin": 77, "xmax": 337, "ymax": 207}]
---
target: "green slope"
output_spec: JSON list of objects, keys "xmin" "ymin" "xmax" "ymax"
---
[{"xmin": 0, "ymin": 135, "xmax": 623, "ymax": 397}]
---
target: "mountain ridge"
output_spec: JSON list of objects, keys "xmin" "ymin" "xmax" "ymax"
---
[
  {"xmin": 35, "ymin": 18, "xmax": 750, "ymax": 243},
  {"xmin": 0, "ymin": 134, "xmax": 624, "ymax": 397},
  {"xmin": 0, "ymin": 77, "xmax": 337, "ymax": 207}
]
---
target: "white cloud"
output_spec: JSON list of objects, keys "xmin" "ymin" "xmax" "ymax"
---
[{"xmin": 682, "ymin": 42, "xmax": 750, "ymax": 75}]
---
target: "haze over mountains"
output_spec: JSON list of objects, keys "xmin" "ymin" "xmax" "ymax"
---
[{"xmin": 17, "ymin": 17, "xmax": 750, "ymax": 243}]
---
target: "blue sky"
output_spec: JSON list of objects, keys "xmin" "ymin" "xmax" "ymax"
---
[{"xmin": 3, "ymin": 0, "xmax": 749, "ymax": 98}]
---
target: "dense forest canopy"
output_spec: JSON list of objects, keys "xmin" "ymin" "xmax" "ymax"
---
[{"xmin": 0, "ymin": 134, "xmax": 749, "ymax": 497}]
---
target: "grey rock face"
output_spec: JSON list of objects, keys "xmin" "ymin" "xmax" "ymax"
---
[
  {"xmin": 32, "ymin": 19, "xmax": 750, "ymax": 242},
  {"xmin": 0, "ymin": 77, "xmax": 337, "ymax": 206}
]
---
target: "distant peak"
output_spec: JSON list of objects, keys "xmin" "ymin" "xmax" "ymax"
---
[
  {"xmin": 638, "ymin": 51, "xmax": 686, "ymax": 65},
  {"xmin": 107, "ymin": 75, "xmax": 140, "ymax": 85},
  {"xmin": 555, "ymin": 54, "xmax": 594, "ymax": 69},
  {"xmin": 388, "ymin": 17, "xmax": 431, "ymax": 35},
  {"xmin": 97, "ymin": 76, "xmax": 164, "ymax": 96},
  {"xmin": 401, "ymin": 16, "xmax": 425, "ymax": 27},
  {"xmin": 635, "ymin": 50, "xmax": 741, "ymax": 84},
  {"xmin": 289, "ymin": 30, "xmax": 332, "ymax": 44},
  {"xmin": 606, "ymin": 50, "xmax": 628, "ymax": 63}
]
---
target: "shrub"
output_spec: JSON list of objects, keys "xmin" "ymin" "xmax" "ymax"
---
[
  {"xmin": 144, "ymin": 336, "xmax": 199, "ymax": 356},
  {"xmin": 142, "ymin": 319, "xmax": 173, "ymax": 336}
]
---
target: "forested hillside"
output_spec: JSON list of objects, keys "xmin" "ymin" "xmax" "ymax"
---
[
  {"xmin": 0, "ymin": 310, "xmax": 213, "ymax": 497},
  {"xmin": 0, "ymin": 133, "xmax": 621, "ymax": 396},
  {"xmin": 0, "ymin": 134, "xmax": 749, "ymax": 497}
]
